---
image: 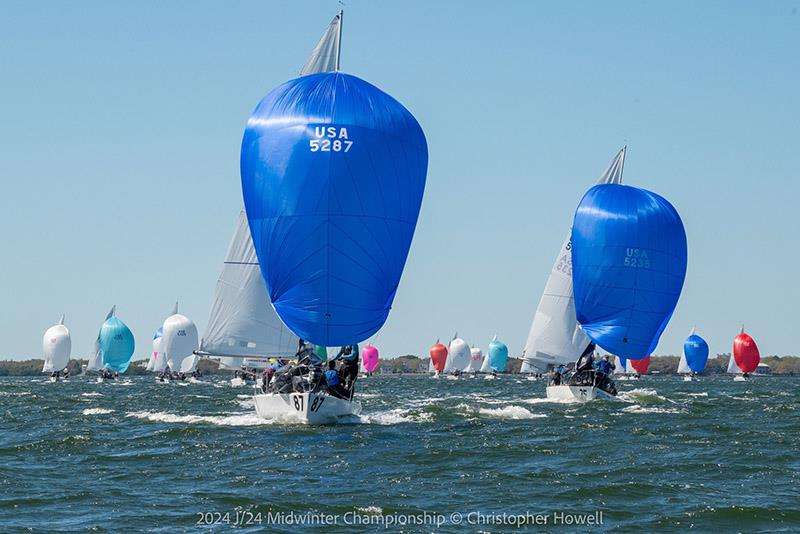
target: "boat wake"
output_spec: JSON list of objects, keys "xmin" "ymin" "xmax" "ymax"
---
[
  {"xmin": 618, "ymin": 388, "xmax": 672, "ymax": 404},
  {"xmin": 620, "ymin": 405, "xmax": 683, "ymax": 415}
]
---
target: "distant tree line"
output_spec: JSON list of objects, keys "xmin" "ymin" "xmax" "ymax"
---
[{"xmin": 1, "ymin": 355, "xmax": 799, "ymax": 376}]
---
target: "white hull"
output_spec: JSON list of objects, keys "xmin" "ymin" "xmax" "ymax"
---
[
  {"xmin": 253, "ymin": 392, "xmax": 361, "ymax": 424},
  {"xmin": 484, "ymin": 375, "xmax": 496, "ymax": 380},
  {"xmin": 546, "ymin": 385, "xmax": 617, "ymax": 402},
  {"xmin": 733, "ymin": 375, "xmax": 747, "ymax": 382},
  {"xmin": 526, "ymin": 376, "xmax": 537, "ymax": 381},
  {"xmin": 683, "ymin": 375, "xmax": 693, "ymax": 382},
  {"xmin": 96, "ymin": 377, "xmax": 104, "ymax": 383}
]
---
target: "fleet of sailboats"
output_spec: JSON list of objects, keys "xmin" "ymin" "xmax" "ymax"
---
[{"xmin": 27, "ymin": 11, "xmax": 774, "ymax": 422}]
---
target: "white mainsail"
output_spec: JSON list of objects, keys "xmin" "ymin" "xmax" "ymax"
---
[
  {"xmin": 199, "ymin": 15, "xmax": 343, "ymax": 370},
  {"xmin": 198, "ymin": 211, "xmax": 299, "ymax": 368},
  {"xmin": 42, "ymin": 314, "xmax": 71, "ymax": 373},
  {"xmin": 521, "ymin": 147, "xmax": 626, "ymax": 370},
  {"xmin": 612, "ymin": 356, "xmax": 626, "ymax": 375},
  {"xmin": 677, "ymin": 327, "xmax": 693, "ymax": 374},
  {"xmin": 87, "ymin": 306, "xmax": 114, "ymax": 371},
  {"xmin": 479, "ymin": 352, "xmax": 491, "ymax": 373}
]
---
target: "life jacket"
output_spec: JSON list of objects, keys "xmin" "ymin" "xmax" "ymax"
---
[{"xmin": 325, "ymin": 369, "xmax": 340, "ymax": 386}]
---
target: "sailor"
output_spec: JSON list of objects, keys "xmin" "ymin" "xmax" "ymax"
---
[
  {"xmin": 596, "ymin": 356, "xmax": 615, "ymax": 376},
  {"xmin": 324, "ymin": 360, "xmax": 347, "ymax": 399},
  {"xmin": 261, "ymin": 366, "xmax": 275, "ymax": 393},
  {"xmin": 336, "ymin": 344, "xmax": 360, "ymax": 391}
]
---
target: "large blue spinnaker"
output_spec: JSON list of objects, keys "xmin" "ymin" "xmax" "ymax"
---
[
  {"xmin": 99, "ymin": 317, "xmax": 135, "ymax": 373},
  {"xmin": 240, "ymin": 72, "xmax": 428, "ymax": 346},
  {"xmin": 571, "ymin": 184, "xmax": 687, "ymax": 359},
  {"xmin": 684, "ymin": 334, "xmax": 709, "ymax": 373}
]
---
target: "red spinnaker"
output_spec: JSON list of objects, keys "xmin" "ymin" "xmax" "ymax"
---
[
  {"xmin": 629, "ymin": 355, "xmax": 651, "ymax": 374},
  {"xmin": 733, "ymin": 331, "xmax": 760, "ymax": 373},
  {"xmin": 430, "ymin": 343, "xmax": 448, "ymax": 372}
]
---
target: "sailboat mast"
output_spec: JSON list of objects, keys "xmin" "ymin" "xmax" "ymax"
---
[{"xmin": 336, "ymin": 9, "xmax": 343, "ymax": 71}]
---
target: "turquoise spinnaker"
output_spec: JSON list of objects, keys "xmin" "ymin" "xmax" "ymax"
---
[
  {"xmin": 100, "ymin": 317, "xmax": 135, "ymax": 373},
  {"xmin": 488, "ymin": 338, "xmax": 508, "ymax": 372}
]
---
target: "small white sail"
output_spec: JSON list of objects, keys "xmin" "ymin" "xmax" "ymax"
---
[
  {"xmin": 726, "ymin": 353, "xmax": 740, "ymax": 374},
  {"xmin": 162, "ymin": 307, "xmax": 199, "ymax": 373},
  {"xmin": 87, "ymin": 306, "xmax": 114, "ymax": 371},
  {"xmin": 625, "ymin": 359, "xmax": 637, "ymax": 374},
  {"xmin": 42, "ymin": 314, "xmax": 71, "ymax": 373},
  {"xmin": 521, "ymin": 147, "xmax": 626, "ymax": 370},
  {"xmin": 300, "ymin": 11, "xmax": 342, "ymax": 75},
  {"xmin": 677, "ymin": 353, "xmax": 690, "ymax": 374},
  {"xmin": 479, "ymin": 353, "xmax": 491, "ymax": 373}
]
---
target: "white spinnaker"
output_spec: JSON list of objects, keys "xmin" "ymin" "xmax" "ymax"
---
[
  {"xmin": 162, "ymin": 313, "xmax": 199, "ymax": 372},
  {"xmin": 521, "ymin": 147, "xmax": 626, "ymax": 370},
  {"xmin": 444, "ymin": 338, "xmax": 470, "ymax": 372},
  {"xmin": 200, "ymin": 15, "xmax": 342, "ymax": 371},
  {"xmin": 42, "ymin": 315, "xmax": 71, "ymax": 373},
  {"xmin": 465, "ymin": 347, "xmax": 483, "ymax": 372},
  {"xmin": 87, "ymin": 306, "xmax": 115, "ymax": 371}
]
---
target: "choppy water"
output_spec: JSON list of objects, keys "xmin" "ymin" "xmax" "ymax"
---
[{"xmin": 1, "ymin": 374, "xmax": 798, "ymax": 533}]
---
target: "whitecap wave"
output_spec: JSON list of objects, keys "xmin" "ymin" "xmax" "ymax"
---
[
  {"xmin": 618, "ymin": 388, "xmax": 671, "ymax": 403},
  {"xmin": 688, "ymin": 392, "xmax": 709, "ymax": 397},
  {"xmin": 125, "ymin": 410, "xmax": 272, "ymax": 426},
  {"xmin": 81, "ymin": 392, "xmax": 102, "ymax": 397},
  {"xmin": 357, "ymin": 408, "xmax": 432, "ymax": 425},
  {"xmin": 478, "ymin": 406, "xmax": 547, "ymax": 419},
  {"xmin": 621, "ymin": 405, "xmax": 682, "ymax": 414},
  {"xmin": 83, "ymin": 408, "xmax": 114, "ymax": 415}
]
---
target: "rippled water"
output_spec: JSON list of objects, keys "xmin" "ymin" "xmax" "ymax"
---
[{"xmin": 1, "ymin": 374, "xmax": 798, "ymax": 532}]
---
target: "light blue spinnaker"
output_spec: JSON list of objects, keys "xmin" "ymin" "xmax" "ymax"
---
[
  {"xmin": 488, "ymin": 338, "xmax": 508, "ymax": 372},
  {"xmin": 99, "ymin": 316, "xmax": 135, "ymax": 373}
]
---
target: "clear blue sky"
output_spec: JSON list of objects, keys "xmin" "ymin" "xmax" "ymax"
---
[{"xmin": 1, "ymin": 1, "xmax": 798, "ymax": 362}]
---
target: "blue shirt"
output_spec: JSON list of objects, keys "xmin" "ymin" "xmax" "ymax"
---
[
  {"xmin": 325, "ymin": 369, "xmax": 340, "ymax": 386},
  {"xmin": 596, "ymin": 359, "xmax": 614, "ymax": 375}
]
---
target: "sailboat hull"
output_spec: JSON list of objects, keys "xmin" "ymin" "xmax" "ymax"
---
[
  {"xmin": 253, "ymin": 392, "xmax": 362, "ymax": 424},
  {"xmin": 546, "ymin": 385, "xmax": 617, "ymax": 402},
  {"xmin": 733, "ymin": 375, "xmax": 747, "ymax": 382},
  {"xmin": 683, "ymin": 375, "xmax": 693, "ymax": 382}
]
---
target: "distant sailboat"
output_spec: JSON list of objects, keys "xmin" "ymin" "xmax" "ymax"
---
[
  {"xmin": 521, "ymin": 148, "xmax": 626, "ymax": 373},
  {"xmin": 483, "ymin": 336, "xmax": 508, "ymax": 380},
  {"xmin": 42, "ymin": 314, "xmax": 71, "ymax": 381},
  {"xmin": 161, "ymin": 302, "xmax": 200, "ymax": 378},
  {"xmin": 730, "ymin": 326, "xmax": 760, "ymax": 380},
  {"xmin": 444, "ymin": 336, "xmax": 470, "ymax": 377},
  {"xmin": 679, "ymin": 327, "xmax": 709, "ymax": 380},
  {"xmin": 87, "ymin": 306, "xmax": 135, "ymax": 381},
  {"xmin": 429, "ymin": 341, "xmax": 448, "ymax": 378},
  {"xmin": 465, "ymin": 346, "xmax": 483, "ymax": 374},
  {"xmin": 146, "ymin": 326, "xmax": 163, "ymax": 373}
]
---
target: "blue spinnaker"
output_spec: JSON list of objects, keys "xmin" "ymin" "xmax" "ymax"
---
[
  {"xmin": 571, "ymin": 184, "xmax": 687, "ymax": 358},
  {"xmin": 240, "ymin": 72, "xmax": 428, "ymax": 346},
  {"xmin": 684, "ymin": 334, "xmax": 709, "ymax": 373},
  {"xmin": 488, "ymin": 339, "xmax": 508, "ymax": 372},
  {"xmin": 100, "ymin": 317, "xmax": 135, "ymax": 373}
]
